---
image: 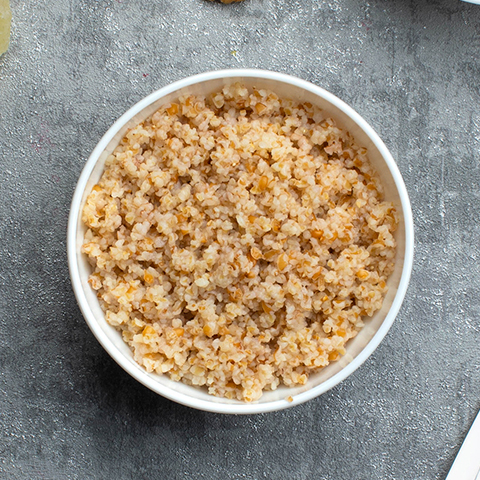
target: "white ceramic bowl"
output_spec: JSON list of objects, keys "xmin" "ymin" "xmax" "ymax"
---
[{"xmin": 68, "ymin": 69, "xmax": 414, "ymax": 414}]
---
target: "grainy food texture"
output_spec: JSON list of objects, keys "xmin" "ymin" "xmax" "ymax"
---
[{"xmin": 82, "ymin": 83, "xmax": 397, "ymax": 402}]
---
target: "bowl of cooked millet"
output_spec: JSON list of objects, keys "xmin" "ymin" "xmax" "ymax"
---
[{"xmin": 68, "ymin": 69, "xmax": 414, "ymax": 414}]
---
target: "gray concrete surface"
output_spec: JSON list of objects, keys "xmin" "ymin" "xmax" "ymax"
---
[{"xmin": 1, "ymin": 0, "xmax": 479, "ymax": 478}]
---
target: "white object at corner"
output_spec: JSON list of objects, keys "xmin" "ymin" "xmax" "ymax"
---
[
  {"xmin": 445, "ymin": 410, "xmax": 480, "ymax": 480},
  {"xmin": 462, "ymin": 0, "xmax": 480, "ymax": 4}
]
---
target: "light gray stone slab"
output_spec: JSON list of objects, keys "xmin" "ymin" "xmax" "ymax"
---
[{"xmin": 0, "ymin": 0, "xmax": 479, "ymax": 478}]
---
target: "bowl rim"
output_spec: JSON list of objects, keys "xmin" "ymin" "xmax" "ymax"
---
[{"xmin": 67, "ymin": 68, "xmax": 414, "ymax": 414}]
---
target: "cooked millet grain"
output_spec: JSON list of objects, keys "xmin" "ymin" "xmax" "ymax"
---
[{"xmin": 82, "ymin": 83, "xmax": 397, "ymax": 402}]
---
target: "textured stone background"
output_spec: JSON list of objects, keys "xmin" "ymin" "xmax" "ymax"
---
[{"xmin": 1, "ymin": 0, "xmax": 479, "ymax": 478}]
